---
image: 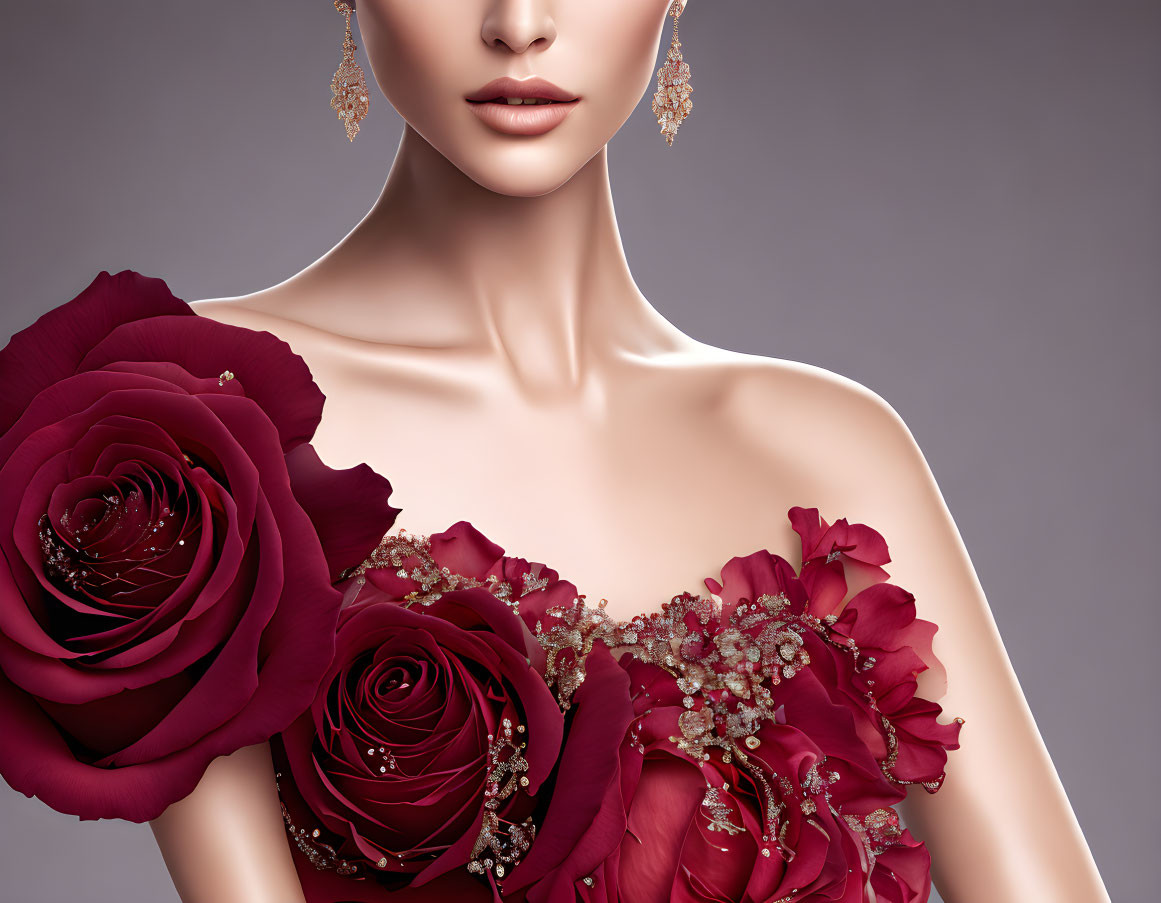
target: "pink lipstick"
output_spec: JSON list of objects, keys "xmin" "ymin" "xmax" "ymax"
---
[{"xmin": 465, "ymin": 76, "xmax": 580, "ymax": 137}]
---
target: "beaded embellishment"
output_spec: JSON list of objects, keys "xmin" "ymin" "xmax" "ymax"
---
[
  {"xmin": 531, "ymin": 582, "xmax": 961, "ymax": 865},
  {"xmin": 465, "ymin": 718, "xmax": 536, "ymax": 880}
]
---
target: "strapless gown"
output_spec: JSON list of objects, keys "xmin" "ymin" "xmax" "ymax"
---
[{"xmin": 0, "ymin": 270, "xmax": 964, "ymax": 903}]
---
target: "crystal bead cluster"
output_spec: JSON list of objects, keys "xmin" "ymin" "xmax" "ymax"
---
[{"xmin": 533, "ymin": 589, "xmax": 843, "ymax": 857}]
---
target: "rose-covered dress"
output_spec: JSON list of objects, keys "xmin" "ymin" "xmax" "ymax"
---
[
  {"xmin": 0, "ymin": 271, "xmax": 963, "ymax": 903},
  {"xmin": 274, "ymin": 516, "xmax": 963, "ymax": 903}
]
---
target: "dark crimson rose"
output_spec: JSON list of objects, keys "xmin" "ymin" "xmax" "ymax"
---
[
  {"xmin": 378, "ymin": 522, "xmax": 641, "ymax": 902},
  {"xmin": 273, "ymin": 568, "xmax": 564, "ymax": 900},
  {"xmin": 273, "ymin": 521, "xmax": 638, "ymax": 903},
  {"xmin": 0, "ymin": 269, "xmax": 399, "ymax": 822}
]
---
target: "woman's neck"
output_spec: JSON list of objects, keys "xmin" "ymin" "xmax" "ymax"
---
[{"xmin": 292, "ymin": 124, "xmax": 694, "ymax": 399}]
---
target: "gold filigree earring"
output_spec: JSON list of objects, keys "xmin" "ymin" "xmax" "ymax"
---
[
  {"xmin": 330, "ymin": 0, "xmax": 369, "ymax": 141},
  {"xmin": 652, "ymin": 0, "xmax": 693, "ymax": 146}
]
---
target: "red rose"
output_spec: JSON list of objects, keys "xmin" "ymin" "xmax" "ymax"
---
[
  {"xmin": 583, "ymin": 659, "xmax": 932, "ymax": 903},
  {"xmin": 273, "ymin": 550, "xmax": 565, "ymax": 900},
  {"xmin": 0, "ymin": 270, "xmax": 399, "ymax": 822},
  {"xmin": 274, "ymin": 522, "xmax": 639, "ymax": 903}
]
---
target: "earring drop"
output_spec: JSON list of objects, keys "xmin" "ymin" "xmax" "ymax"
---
[
  {"xmin": 652, "ymin": 0, "xmax": 693, "ymax": 146},
  {"xmin": 330, "ymin": 0, "xmax": 369, "ymax": 141}
]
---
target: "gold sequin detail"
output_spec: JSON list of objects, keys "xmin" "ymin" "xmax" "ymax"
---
[
  {"xmin": 701, "ymin": 785, "xmax": 745, "ymax": 836},
  {"xmin": 274, "ymin": 773, "xmax": 361, "ymax": 877},
  {"xmin": 337, "ymin": 528, "xmax": 536, "ymax": 614},
  {"xmin": 465, "ymin": 718, "xmax": 536, "ymax": 881}
]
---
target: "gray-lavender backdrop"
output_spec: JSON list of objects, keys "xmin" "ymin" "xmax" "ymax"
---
[{"xmin": 1, "ymin": 1, "xmax": 1156, "ymax": 901}]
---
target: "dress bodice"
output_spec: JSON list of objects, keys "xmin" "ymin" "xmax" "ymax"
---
[{"xmin": 274, "ymin": 509, "xmax": 964, "ymax": 903}]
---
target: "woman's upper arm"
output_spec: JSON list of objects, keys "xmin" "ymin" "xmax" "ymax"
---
[
  {"xmin": 149, "ymin": 741, "xmax": 307, "ymax": 903},
  {"xmin": 845, "ymin": 396, "xmax": 1111, "ymax": 902}
]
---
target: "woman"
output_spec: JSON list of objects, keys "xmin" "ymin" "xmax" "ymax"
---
[{"xmin": 0, "ymin": 1, "xmax": 1117, "ymax": 901}]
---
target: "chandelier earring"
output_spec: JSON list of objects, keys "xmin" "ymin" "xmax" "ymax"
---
[
  {"xmin": 330, "ymin": 0, "xmax": 370, "ymax": 142},
  {"xmin": 651, "ymin": 0, "xmax": 693, "ymax": 146}
]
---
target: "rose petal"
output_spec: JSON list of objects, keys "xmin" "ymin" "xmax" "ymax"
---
[
  {"xmin": 77, "ymin": 313, "xmax": 325, "ymax": 453},
  {"xmin": 0, "ymin": 270, "xmax": 191, "ymax": 435},
  {"xmin": 286, "ymin": 442, "xmax": 401, "ymax": 583}
]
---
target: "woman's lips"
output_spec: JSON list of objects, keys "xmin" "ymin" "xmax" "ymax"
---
[{"xmin": 466, "ymin": 99, "xmax": 580, "ymax": 136}]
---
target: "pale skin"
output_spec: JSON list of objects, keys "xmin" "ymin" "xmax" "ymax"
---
[{"xmin": 145, "ymin": 1, "xmax": 1111, "ymax": 901}]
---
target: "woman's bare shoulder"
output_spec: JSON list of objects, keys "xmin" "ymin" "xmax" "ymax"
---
[
  {"xmin": 186, "ymin": 284, "xmax": 354, "ymax": 373},
  {"xmin": 188, "ymin": 286, "xmax": 308, "ymax": 334},
  {"xmin": 675, "ymin": 341, "xmax": 907, "ymax": 444}
]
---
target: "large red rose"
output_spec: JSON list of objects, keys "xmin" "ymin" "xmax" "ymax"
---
[
  {"xmin": 273, "ymin": 544, "xmax": 563, "ymax": 900},
  {"xmin": 0, "ymin": 269, "xmax": 399, "ymax": 822},
  {"xmin": 273, "ymin": 522, "xmax": 638, "ymax": 903}
]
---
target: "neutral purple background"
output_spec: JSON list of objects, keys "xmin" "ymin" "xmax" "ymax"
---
[{"xmin": 2, "ymin": 1, "xmax": 1156, "ymax": 900}]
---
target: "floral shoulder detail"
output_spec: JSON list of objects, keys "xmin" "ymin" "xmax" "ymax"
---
[
  {"xmin": 0, "ymin": 269, "xmax": 400, "ymax": 822},
  {"xmin": 538, "ymin": 505, "xmax": 962, "ymax": 789}
]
